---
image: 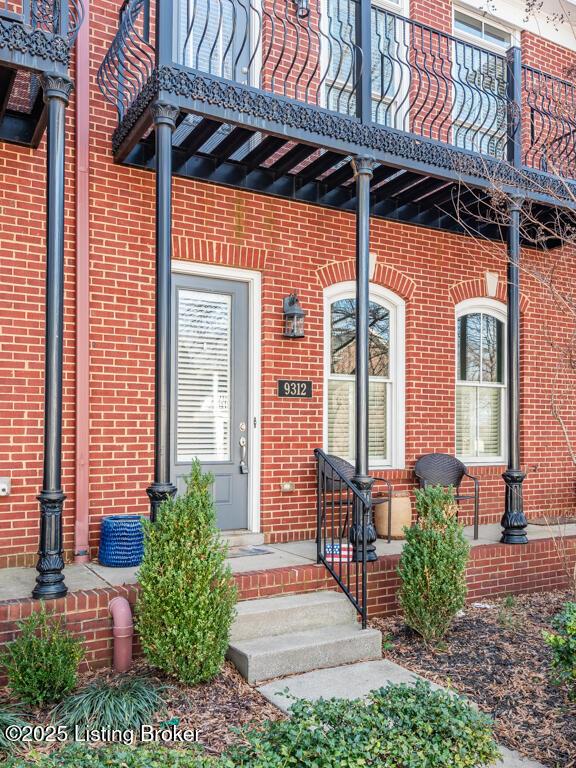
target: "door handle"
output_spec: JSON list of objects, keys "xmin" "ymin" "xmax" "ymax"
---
[{"xmin": 239, "ymin": 436, "xmax": 249, "ymax": 474}]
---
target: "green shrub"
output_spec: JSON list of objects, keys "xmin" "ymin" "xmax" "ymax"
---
[
  {"xmin": 136, "ymin": 460, "xmax": 237, "ymax": 684},
  {"xmin": 398, "ymin": 485, "xmax": 470, "ymax": 647},
  {"xmin": 51, "ymin": 677, "xmax": 167, "ymax": 735},
  {"xmin": 0, "ymin": 706, "xmax": 29, "ymax": 753},
  {"xmin": 4, "ymin": 743, "xmax": 212, "ymax": 768},
  {"xmin": 544, "ymin": 601, "xmax": 576, "ymax": 698},
  {"xmin": 224, "ymin": 680, "xmax": 500, "ymax": 768},
  {"xmin": 1, "ymin": 609, "xmax": 84, "ymax": 707}
]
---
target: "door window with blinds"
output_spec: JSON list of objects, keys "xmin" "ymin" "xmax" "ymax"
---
[
  {"xmin": 325, "ymin": 284, "xmax": 404, "ymax": 468},
  {"xmin": 176, "ymin": 290, "xmax": 232, "ymax": 462},
  {"xmin": 456, "ymin": 304, "xmax": 506, "ymax": 463}
]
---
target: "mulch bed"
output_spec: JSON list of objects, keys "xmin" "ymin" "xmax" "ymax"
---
[
  {"xmin": 372, "ymin": 590, "xmax": 576, "ymax": 768},
  {"xmin": 1, "ymin": 660, "xmax": 282, "ymax": 758}
]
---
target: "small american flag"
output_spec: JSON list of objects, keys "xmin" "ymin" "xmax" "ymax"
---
[{"xmin": 325, "ymin": 541, "xmax": 353, "ymax": 562}]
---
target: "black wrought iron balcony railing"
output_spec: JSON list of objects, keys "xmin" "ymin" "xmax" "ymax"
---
[
  {"xmin": 98, "ymin": 0, "xmax": 576, "ymax": 182},
  {"xmin": 0, "ymin": 0, "xmax": 84, "ymax": 58}
]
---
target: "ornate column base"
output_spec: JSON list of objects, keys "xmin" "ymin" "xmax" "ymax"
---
[
  {"xmin": 500, "ymin": 469, "xmax": 528, "ymax": 544},
  {"xmin": 146, "ymin": 481, "xmax": 177, "ymax": 522},
  {"xmin": 350, "ymin": 474, "xmax": 377, "ymax": 562},
  {"xmin": 33, "ymin": 490, "xmax": 67, "ymax": 600}
]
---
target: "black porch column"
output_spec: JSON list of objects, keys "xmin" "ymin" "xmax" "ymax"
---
[
  {"xmin": 146, "ymin": 102, "xmax": 179, "ymax": 521},
  {"xmin": 33, "ymin": 75, "xmax": 73, "ymax": 600},
  {"xmin": 350, "ymin": 156, "xmax": 377, "ymax": 562},
  {"xmin": 501, "ymin": 196, "xmax": 528, "ymax": 544}
]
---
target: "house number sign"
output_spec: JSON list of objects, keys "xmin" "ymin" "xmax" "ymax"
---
[{"xmin": 278, "ymin": 380, "xmax": 313, "ymax": 398}]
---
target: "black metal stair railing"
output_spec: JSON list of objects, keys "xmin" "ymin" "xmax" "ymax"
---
[{"xmin": 315, "ymin": 448, "xmax": 370, "ymax": 629}]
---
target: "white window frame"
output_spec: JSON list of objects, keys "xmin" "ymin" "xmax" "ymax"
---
[
  {"xmin": 323, "ymin": 282, "xmax": 405, "ymax": 470},
  {"xmin": 455, "ymin": 297, "xmax": 507, "ymax": 466},
  {"xmin": 452, "ymin": 6, "xmax": 518, "ymax": 53}
]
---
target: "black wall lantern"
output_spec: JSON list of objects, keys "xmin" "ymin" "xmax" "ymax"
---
[
  {"xmin": 294, "ymin": 0, "xmax": 310, "ymax": 17},
  {"xmin": 283, "ymin": 293, "xmax": 306, "ymax": 338}
]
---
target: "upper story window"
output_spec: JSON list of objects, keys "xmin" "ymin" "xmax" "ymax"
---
[
  {"xmin": 456, "ymin": 300, "xmax": 506, "ymax": 463},
  {"xmin": 452, "ymin": 8, "xmax": 513, "ymax": 157},
  {"xmin": 324, "ymin": 283, "xmax": 405, "ymax": 469},
  {"xmin": 454, "ymin": 10, "xmax": 511, "ymax": 50}
]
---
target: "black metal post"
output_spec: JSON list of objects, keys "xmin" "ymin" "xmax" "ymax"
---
[
  {"xmin": 146, "ymin": 102, "xmax": 179, "ymax": 521},
  {"xmin": 33, "ymin": 75, "xmax": 73, "ymax": 600},
  {"xmin": 350, "ymin": 156, "xmax": 377, "ymax": 563},
  {"xmin": 501, "ymin": 196, "xmax": 528, "ymax": 544},
  {"xmin": 355, "ymin": 0, "xmax": 372, "ymax": 124}
]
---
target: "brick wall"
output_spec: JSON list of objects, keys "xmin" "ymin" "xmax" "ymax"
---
[
  {"xmin": 0, "ymin": 535, "xmax": 573, "ymax": 673},
  {"xmin": 0, "ymin": 0, "xmax": 575, "ymax": 564}
]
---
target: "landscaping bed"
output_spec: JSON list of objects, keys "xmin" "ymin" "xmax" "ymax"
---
[{"xmin": 373, "ymin": 589, "xmax": 576, "ymax": 768}]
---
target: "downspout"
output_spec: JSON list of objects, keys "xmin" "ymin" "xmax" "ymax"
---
[
  {"xmin": 74, "ymin": 0, "xmax": 90, "ymax": 563},
  {"xmin": 109, "ymin": 597, "xmax": 134, "ymax": 672}
]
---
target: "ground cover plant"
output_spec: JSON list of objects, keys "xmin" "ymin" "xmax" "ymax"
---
[
  {"xmin": 137, "ymin": 461, "xmax": 237, "ymax": 685},
  {"xmin": 0, "ymin": 609, "xmax": 84, "ymax": 708},
  {"xmin": 4, "ymin": 680, "xmax": 499, "ymax": 768},
  {"xmin": 374, "ymin": 590, "xmax": 576, "ymax": 768},
  {"xmin": 398, "ymin": 485, "xmax": 470, "ymax": 647},
  {"xmin": 544, "ymin": 601, "xmax": 576, "ymax": 699}
]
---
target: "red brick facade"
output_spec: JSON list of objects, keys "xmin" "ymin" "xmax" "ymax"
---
[{"xmin": 0, "ymin": 0, "xmax": 575, "ymax": 570}]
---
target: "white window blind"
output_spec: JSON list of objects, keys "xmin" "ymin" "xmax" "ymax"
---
[
  {"xmin": 456, "ymin": 310, "xmax": 505, "ymax": 461},
  {"xmin": 327, "ymin": 296, "xmax": 391, "ymax": 465},
  {"xmin": 176, "ymin": 289, "xmax": 232, "ymax": 462}
]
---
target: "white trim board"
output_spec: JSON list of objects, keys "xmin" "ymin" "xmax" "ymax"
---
[{"xmin": 171, "ymin": 260, "xmax": 262, "ymax": 534}]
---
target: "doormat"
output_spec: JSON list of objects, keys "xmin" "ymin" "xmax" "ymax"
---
[
  {"xmin": 227, "ymin": 546, "xmax": 273, "ymax": 558},
  {"xmin": 529, "ymin": 516, "xmax": 576, "ymax": 526}
]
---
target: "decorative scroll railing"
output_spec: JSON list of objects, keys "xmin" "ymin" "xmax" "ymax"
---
[
  {"xmin": 315, "ymin": 449, "xmax": 370, "ymax": 628},
  {"xmin": 97, "ymin": 0, "xmax": 154, "ymax": 119},
  {"xmin": 97, "ymin": 0, "xmax": 576, "ymax": 178},
  {"xmin": 0, "ymin": 0, "xmax": 84, "ymax": 43},
  {"xmin": 523, "ymin": 65, "xmax": 576, "ymax": 178}
]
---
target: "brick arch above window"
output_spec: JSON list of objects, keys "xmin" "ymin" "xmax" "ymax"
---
[
  {"xmin": 172, "ymin": 237, "xmax": 269, "ymax": 272},
  {"xmin": 317, "ymin": 260, "xmax": 416, "ymax": 301},
  {"xmin": 449, "ymin": 277, "xmax": 530, "ymax": 314}
]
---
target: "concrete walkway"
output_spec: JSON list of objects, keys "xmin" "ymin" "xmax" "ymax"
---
[
  {"xmin": 257, "ymin": 659, "xmax": 544, "ymax": 768},
  {"xmin": 0, "ymin": 522, "xmax": 573, "ymax": 602}
]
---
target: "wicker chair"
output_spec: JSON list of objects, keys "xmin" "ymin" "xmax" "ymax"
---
[
  {"xmin": 414, "ymin": 453, "xmax": 479, "ymax": 539},
  {"xmin": 320, "ymin": 454, "xmax": 393, "ymax": 543}
]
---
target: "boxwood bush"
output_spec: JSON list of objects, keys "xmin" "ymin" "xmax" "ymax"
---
[
  {"xmin": 136, "ymin": 460, "xmax": 237, "ymax": 684},
  {"xmin": 398, "ymin": 485, "xmax": 470, "ymax": 647},
  {"xmin": 0, "ymin": 608, "xmax": 84, "ymax": 708}
]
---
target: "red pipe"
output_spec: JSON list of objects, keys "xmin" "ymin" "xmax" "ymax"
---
[
  {"xmin": 74, "ymin": 0, "xmax": 90, "ymax": 563},
  {"xmin": 109, "ymin": 597, "xmax": 134, "ymax": 672}
]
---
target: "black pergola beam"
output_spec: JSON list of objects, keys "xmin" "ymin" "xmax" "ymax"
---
[
  {"xmin": 321, "ymin": 162, "xmax": 354, "ymax": 192},
  {"xmin": 176, "ymin": 117, "xmax": 221, "ymax": 156},
  {"xmin": 296, "ymin": 151, "xmax": 344, "ymax": 186},
  {"xmin": 123, "ymin": 138, "xmax": 562, "ymax": 249},
  {"xmin": 268, "ymin": 143, "xmax": 317, "ymax": 175},
  {"xmin": 211, "ymin": 126, "xmax": 254, "ymax": 161},
  {"xmin": 242, "ymin": 135, "xmax": 286, "ymax": 171},
  {"xmin": 372, "ymin": 171, "xmax": 423, "ymax": 201},
  {"xmin": 0, "ymin": 67, "xmax": 16, "ymax": 123}
]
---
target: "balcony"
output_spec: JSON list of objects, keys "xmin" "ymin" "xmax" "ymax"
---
[
  {"xmin": 0, "ymin": 0, "xmax": 83, "ymax": 144},
  {"xmin": 98, "ymin": 0, "xmax": 576, "ymax": 242}
]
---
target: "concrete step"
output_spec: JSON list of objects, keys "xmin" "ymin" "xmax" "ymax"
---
[
  {"xmin": 230, "ymin": 591, "xmax": 357, "ymax": 643},
  {"xmin": 227, "ymin": 623, "xmax": 382, "ymax": 684}
]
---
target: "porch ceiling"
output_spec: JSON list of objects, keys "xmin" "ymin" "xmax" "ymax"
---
[{"xmin": 123, "ymin": 116, "xmax": 566, "ymax": 249}]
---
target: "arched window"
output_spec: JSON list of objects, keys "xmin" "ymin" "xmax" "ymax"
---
[
  {"xmin": 456, "ymin": 299, "xmax": 506, "ymax": 463},
  {"xmin": 324, "ymin": 283, "xmax": 405, "ymax": 469}
]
